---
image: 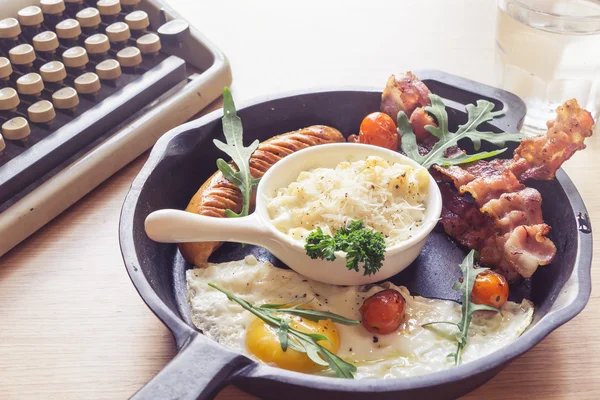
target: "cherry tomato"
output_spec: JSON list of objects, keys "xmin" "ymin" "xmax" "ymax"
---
[
  {"xmin": 472, "ymin": 270, "xmax": 509, "ymax": 308},
  {"xmin": 358, "ymin": 112, "xmax": 400, "ymax": 150},
  {"xmin": 359, "ymin": 289, "xmax": 406, "ymax": 335}
]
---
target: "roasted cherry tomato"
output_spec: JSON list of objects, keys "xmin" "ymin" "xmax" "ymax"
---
[
  {"xmin": 359, "ymin": 289, "xmax": 406, "ymax": 334},
  {"xmin": 358, "ymin": 112, "xmax": 400, "ymax": 150},
  {"xmin": 472, "ymin": 270, "xmax": 509, "ymax": 308}
]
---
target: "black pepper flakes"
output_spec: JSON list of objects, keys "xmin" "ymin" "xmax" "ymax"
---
[{"xmin": 372, "ymin": 336, "xmax": 379, "ymax": 343}]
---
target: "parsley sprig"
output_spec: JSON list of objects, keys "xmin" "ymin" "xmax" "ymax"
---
[
  {"xmin": 208, "ymin": 283, "xmax": 359, "ymax": 378},
  {"xmin": 422, "ymin": 250, "xmax": 501, "ymax": 365},
  {"xmin": 398, "ymin": 95, "xmax": 525, "ymax": 168},
  {"xmin": 305, "ymin": 220, "xmax": 386, "ymax": 276},
  {"xmin": 213, "ymin": 87, "xmax": 261, "ymax": 217}
]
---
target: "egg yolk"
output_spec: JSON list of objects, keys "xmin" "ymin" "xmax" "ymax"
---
[{"xmin": 245, "ymin": 314, "xmax": 340, "ymax": 373}]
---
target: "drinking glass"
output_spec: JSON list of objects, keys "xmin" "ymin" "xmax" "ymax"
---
[{"xmin": 495, "ymin": 0, "xmax": 600, "ymax": 135}]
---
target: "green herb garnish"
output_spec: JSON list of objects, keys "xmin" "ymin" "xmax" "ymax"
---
[
  {"xmin": 208, "ymin": 283, "xmax": 359, "ymax": 378},
  {"xmin": 213, "ymin": 87, "xmax": 261, "ymax": 217},
  {"xmin": 304, "ymin": 220, "xmax": 386, "ymax": 276},
  {"xmin": 422, "ymin": 250, "xmax": 501, "ymax": 365},
  {"xmin": 398, "ymin": 95, "xmax": 525, "ymax": 168}
]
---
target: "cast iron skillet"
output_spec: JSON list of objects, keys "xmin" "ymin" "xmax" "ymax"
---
[{"xmin": 119, "ymin": 70, "xmax": 593, "ymax": 400}]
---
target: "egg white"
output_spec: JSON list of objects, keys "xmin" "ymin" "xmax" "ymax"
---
[{"xmin": 186, "ymin": 257, "xmax": 533, "ymax": 379}]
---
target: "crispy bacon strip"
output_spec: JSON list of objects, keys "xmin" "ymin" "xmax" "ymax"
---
[
  {"xmin": 480, "ymin": 188, "xmax": 543, "ymax": 234},
  {"xmin": 437, "ymin": 99, "xmax": 594, "ymax": 186},
  {"xmin": 510, "ymin": 99, "xmax": 594, "ymax": 181},
  {"xmin": 380, "ymin": 72, "xmax": 431, "ymax": 121},
  {"xmin": 436, "ymin": 159, "xmax": 524, "ymax": 206},
  {"xmin": 480, "ymin": 224, "xmax": 556, "ymax": 280},
  {"xmin": 434, "ymin": 99, "xmax": 594, "ymax": 280}
]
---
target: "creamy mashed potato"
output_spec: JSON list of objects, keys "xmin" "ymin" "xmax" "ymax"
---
[
  {"xmin": 187, "ymin": 258, "xmax": 534, "ymax": 379},
  {"xmin": 265, "ymin": 156, "xmax": 430, "ymax": 246}
]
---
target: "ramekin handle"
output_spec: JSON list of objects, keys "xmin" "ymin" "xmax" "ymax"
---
[{"xmin": 145, "ymin": 209, "xmax": 268, "ymax": 246}]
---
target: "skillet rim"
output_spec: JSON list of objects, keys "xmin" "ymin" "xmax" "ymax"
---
[{"xmin": 119, "ymin": 85, "xmax": 592, "ymax": 394}]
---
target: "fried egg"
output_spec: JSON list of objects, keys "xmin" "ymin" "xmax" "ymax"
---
[{"xmin": 186, "ymin": 257, "xmax": 533, "ymax": 379}]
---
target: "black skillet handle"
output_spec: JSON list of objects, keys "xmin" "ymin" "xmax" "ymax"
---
[
  {"xmin": 414, "ymin": 69, "xmax": 527, "ymax": 133},
  {"xmin": 131, "ymin": 334, "xmax": 250, "ymax": 400}
]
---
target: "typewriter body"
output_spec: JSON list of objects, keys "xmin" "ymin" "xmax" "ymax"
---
[{"xmin": 0, "ymin": 0, "xmax": 231, "ymax": 256}]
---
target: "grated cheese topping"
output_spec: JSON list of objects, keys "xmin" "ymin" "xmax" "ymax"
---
[{"xmin": 265, "ymin": 156, "xmax": 430, "ymax": 246}]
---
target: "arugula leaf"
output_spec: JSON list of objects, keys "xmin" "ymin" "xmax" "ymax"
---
[
  {"xmin": 320, "ymin": 347, "xmax": 355, "ymax": 379},
  {"xmin": 422, "ymin": 250, "xmax": 501, "ymax": 365},
  {"xmin": 259, "ymin": 295, "xmax": 306, "ymax": 309},
  {"xmin": 208, "ymin": 283, "xmax": 358, "ymax": 378},
  {"xmin": 214, "ymin": 87, "xmax": 261, "ymax": 217},
  {"xmin": 273, "ymin": 307, "xmax": 360, "ymax": 326},
  {"xmin": 399, "ymin": 95, "xmax": 525, "ymax": 168},
  {"xmin": 278, "ymin": 319, "xmax": 290, "ymax": 351}
]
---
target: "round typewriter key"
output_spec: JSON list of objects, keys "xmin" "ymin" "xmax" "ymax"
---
[
  {"xmin": 74, "ymin": 72, "xmax": 101, "ymax": 94},
  {"xmin": 0, "ymin": 133, "xmax": 5, "ymax": 152},
  {"xmin": 97, "ymin": 0, "xmax": 121, "ymax": 18},
  {"xmin": 105, "ymin": 22, "xmax": 130, "ymax": 44},
  {"xmin": 95, "ymin": 58, "xmax": 121, "ymax": 80},
  {"xmin": 85, "ymin": 33, "xmax": 110, "ymax": 55},
  {"xmin": 17, "ymin": 73, "xmax": 44, "ymax": 96},
  {"xmin": 136, "ymin": 33, "xmax": 161, "ymax": 56},
  {"xmin": 28, "ymin": 100, "xmax": 56, "ymax": 123},
  {"xmin": 55, "ymin": 18, "xmax": 81, "ymax": 41},
  {"xmin": 18, "ymin": 6, "xmax": 44, "ymax": 28},
  {"xmin": 125, "ymin": 10, "xmax": 149, "ymax": 33},
  {"xmin": 2, "ymin": 117, "xmax": 30, "ymax": 140},
  {"xmin": 33, "ymin": 31, "xmax": 59, "ymax": 53},
  {"xmin": 9, "ymin": 44, "xmax": 36, "ymax": 66},
  {"xmin": 76, "ymin": 7, "xmax": 101, "ymax": 30},
  {"xmin": 0, "ymin": 87, "xmax": 19, "ymax": 110},
  {"xmin": 0, "ymin": 18, "xmax": 21, "ymax": 40},
  {"xmin": 0, "ymin": 58, "xmax": 13, "ymax": 80},
  {"xmin": 62, "ymin": 46, "xmax": 89, "ymax": 69},
  {"xmin": 52, "ymin": 86, "xmax": 79, "ymax": 110},
  {"xmin": 40, "ymin": 61, "xmax": 67, "ymax": 83},
  {"xmin": 117, "ymin": 46, "xmax": 142, "ymax": 68},
  {"xmin": 40, "ymin": 0, "xmax": 66, "ymax": 16}
]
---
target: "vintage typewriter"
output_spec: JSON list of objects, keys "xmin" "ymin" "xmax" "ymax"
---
[{"xmin": 0, "ymin": 0, "xmax": 231, "ymax": 256}]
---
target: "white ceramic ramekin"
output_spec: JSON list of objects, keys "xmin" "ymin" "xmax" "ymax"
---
[{"xmin": 145, "ymin": 143, "xmax": 442, "ymax": 285}]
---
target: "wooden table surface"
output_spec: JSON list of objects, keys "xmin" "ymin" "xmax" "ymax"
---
[{"xmin": 1, "ymin": 1, "xmax": 599, "ymax": 399}]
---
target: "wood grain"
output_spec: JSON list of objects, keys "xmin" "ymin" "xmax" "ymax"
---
[{"xmin": 1, "ymin": 0, "xmax": 599, "ymax": 399}]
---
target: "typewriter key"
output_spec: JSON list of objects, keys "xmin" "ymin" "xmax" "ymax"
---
[
  {"xmin": 74, "ymin": 72, "xmax": 101, "ymax": 94},
  {"xmin": 2, "ymin": 116, "xmax": 30, "ymax": 140},
  {"xmin": 62, "ymin": 46, "xmax": 89, "ymax": 70},
  {"xmin": 76, "ymin": 7, "xmax": 101, "ymax": 33},
  {"xmin": 136, "ymin": 33, "xmax": 161, "ymax": 56},
  {"xmin": 95, "ymin": 58, "xmax": 121, "ymax": 81},
  {"xmin": 0, "ymin": 87, "xmax": 19, "ymax": 111},
  {"xmin": 28, "ymin": 100, "xmax": 56, "ymax": 124},
  {"xmin": 52, "ymin": 86, "xmax": 79, "ymax": 110},
  {"xmin": 0, "ymin": 57, "xmax": 13, "ymax": 82},
  {"xmin": 40, "ymin": 61, "xmax": 67, "ymax": 84},
  {"xmin": 116, "ymin": 46, "xmax": 141, "ymax": 68},
  {"xmin": 17, "ymin": 73, "xmax": 44, "ymax": 96}
]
